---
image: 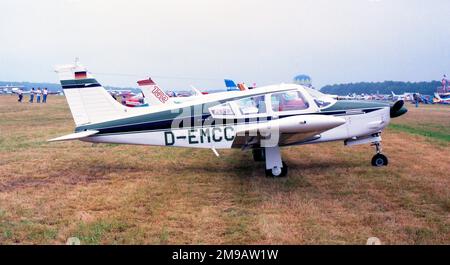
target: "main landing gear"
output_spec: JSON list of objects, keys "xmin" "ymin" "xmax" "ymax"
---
[
  {"xmin": 252, "ymin": 148, "xmax": 265, "ymax": 162},
  {"xmin": 254, "ymin": 146, "xmax": 288, "ymax": 178},
  {"xmin": 371, "ymin": 141, "xmax": 388, "ymax": 167},
  {"xmin": 347, "ymin": 134, "xmax": 389, "ymax": 167}
]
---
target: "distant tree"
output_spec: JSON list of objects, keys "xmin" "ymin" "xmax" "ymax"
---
[{"xmin": 320, "ymin": 81, "xmax": 441, "ymax": 95}]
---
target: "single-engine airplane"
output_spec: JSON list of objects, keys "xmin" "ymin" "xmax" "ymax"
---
[
  {"xmin": 49, "ymin": 62, "xmax": 407, "ymax": 177},
  {"xmin": 391, "ymin": 91, "xmax": 414, "ymax": 102},
  {"xmin": 137, "ymin": 78, "xmax": 203, "ymax": 106}
]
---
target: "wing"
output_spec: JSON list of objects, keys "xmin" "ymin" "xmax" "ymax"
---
[{"xmin": 232, "ymin": 115, "xmax": 345, "ymax": 149}]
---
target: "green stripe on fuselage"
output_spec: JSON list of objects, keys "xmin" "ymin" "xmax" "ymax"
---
[
  {"xmin": 321, "ymin": 100, "xmax": 390, "ymax": 112},
  {"xmin": 76, "ymin": 107, "xmax": 197, "ymax": 133}
]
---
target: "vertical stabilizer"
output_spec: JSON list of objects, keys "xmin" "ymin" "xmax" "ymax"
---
[
  {"xmin": 55, "ymin": 62, "xmax": 129, "ymax": 126},
  {"xmin": 137, "ymin": 78, "xmax": 171, "ymax": 106}
]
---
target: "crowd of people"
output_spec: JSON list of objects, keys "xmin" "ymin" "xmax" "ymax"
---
[{"xmin": 16, "ymin": 88, "xmax": 49, "ymax": 103}]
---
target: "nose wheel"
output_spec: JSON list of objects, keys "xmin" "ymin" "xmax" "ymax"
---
[
  {"xmin": 265, "ymin": 161, "xmax": 288, "ymax": 178},
  {"xmin": 371, "ymin": 153, "xmax": 388, "ymax": 167},
  {"xmin": 371, "ymin": 142, "xmax": 388, "ymax": 167},
  {"xmin": 264, "ymin": 146, "xmax": 288, "ymax": 178}
]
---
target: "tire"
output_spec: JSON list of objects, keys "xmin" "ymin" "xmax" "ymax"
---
[
  {"xmin": 265, "ymin": 162, "xmax": 288, "ymax": 178},
  {"xmin": 252, "ymin": 148, "xmax": 265, "ymax": 162},
  {"xmin": 371, "ymin": 153, "xmax": 388, "ymax": 167}
]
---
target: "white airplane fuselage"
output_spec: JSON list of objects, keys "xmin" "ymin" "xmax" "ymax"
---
[
  {"xmin": 51, "ymin": 62, "xmax": 407, "ymax": 177},
  {"xmin": 83, "ymin": 108, "xmax": 389, "ymax": 148},
  {"xmin": 77, "ymin": 85, "xmax": 391, "ymax": 149}
]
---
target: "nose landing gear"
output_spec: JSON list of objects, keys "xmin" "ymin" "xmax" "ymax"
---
[
  {"xmin": 264, "ymin": 146, "xmax": 288, "ymax": 177},
  {"xmin": 265, "ymin": 161, "xmax": 288, "ymax": 178},
  {"xmin": 371, "ymin": 141, "xmax": 388, "ymax": 167}
]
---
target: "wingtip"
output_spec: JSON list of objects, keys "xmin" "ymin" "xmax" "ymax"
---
[{"xmin": 47, "ymin": 130, "xmax": 99, "ymax": 142}]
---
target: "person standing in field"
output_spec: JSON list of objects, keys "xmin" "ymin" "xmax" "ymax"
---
[
  {"xmin": 43, "ymin": 88, "xmax": 48, "ymax": 103},
  {"xmin": 29, "ymin": 88, "xmax": 35, "ymax": 103},
  {"xmin": 413, "ymin": 93, "xmax": 419, "ymax": 108},
  {"xmin": 17, "ymin": 89, "xmax": 23, "ymax": 103},
  {"xmin": 442, "ymin": 74, "xmax": 448, "ymax": 93},
  {"xmin": 36, "ymin": 88, "xmax": 41, "ymax": 103}
]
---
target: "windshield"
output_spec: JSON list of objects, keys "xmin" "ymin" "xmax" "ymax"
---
[{"xmin": 303, "ymin": 87, "xmax": 336, "ymax": 109}]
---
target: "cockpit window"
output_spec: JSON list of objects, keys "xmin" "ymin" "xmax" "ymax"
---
[
  {"xmin": 271, "ymin": 91, "xmax": 309, "ymax": 112},
  {"xmin": 235, "ymin": 95, "xmax": 266, "ymax": 115}
]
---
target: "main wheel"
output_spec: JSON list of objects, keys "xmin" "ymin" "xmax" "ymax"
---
[
  {"xmin": 252, "ymin": 148, "xmax": 265, "ymax": 162},
  {"xmin": 265, "ymin": 162, "xmax": 288, "ymax": 178},
  {"xmin": 371, "ymin": 153, "xmax": 388, "ymax": 167}
]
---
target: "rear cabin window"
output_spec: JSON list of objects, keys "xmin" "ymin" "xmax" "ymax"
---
[
  {"xmin": 235, "ymin": 95, "xmax": 266, "ymax": 115},
  {"xmin": 209, "ymin": 103, "xmax": 234, "ymax": 116},
  {"xmin": 271, "ymin": 91, "xmax": 309, "ymax": 112}
]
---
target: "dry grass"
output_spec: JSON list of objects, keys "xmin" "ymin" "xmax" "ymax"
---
[{"xmin": 0, "ymin": 95, "xmax": 449, "ymax": 245}]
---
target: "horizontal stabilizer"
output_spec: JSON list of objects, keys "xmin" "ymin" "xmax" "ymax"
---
[{"xmin": 48, "ymin": 130, "xmax": 99, "ymax": 142}]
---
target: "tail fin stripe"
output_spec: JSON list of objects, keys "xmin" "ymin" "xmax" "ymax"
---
[
  {"xmin": 61, "ymin": 78, "xmax": 101, "ymax": 89},
  {"xmin": 61, "ymin": 78, "xmax": 100, "ymax": 86},
  {"xmin": 62, "ymin": 83, "xmax": 102, "ymax": 89}
]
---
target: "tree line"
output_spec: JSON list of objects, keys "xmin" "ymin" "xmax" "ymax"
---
[{"xmin": 320, "ymin": 81, "xmax": 442, "ymax": 95}]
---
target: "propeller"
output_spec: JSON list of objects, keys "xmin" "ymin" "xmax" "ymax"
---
[{"xmin": 390, "ymin": 100, "xmax": 408, "ymax": 118}]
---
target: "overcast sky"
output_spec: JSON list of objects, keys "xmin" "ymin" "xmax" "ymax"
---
[{"xmin": 0, "ymin": 0, "xmax": 449, "ymax": 89}]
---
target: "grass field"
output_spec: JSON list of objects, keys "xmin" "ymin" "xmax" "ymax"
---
[{"xmin": 0, "ymin": 95, "xmax": 449, "ymax": 245}]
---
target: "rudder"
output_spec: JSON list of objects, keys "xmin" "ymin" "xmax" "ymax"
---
[{"xmin": 55, "ymin": 62, "xmax": 129, "ymax": 126}]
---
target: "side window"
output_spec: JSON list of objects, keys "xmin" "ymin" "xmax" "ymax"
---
[
  {"xmin": 235, "ymin": 95, "xmax": 266, "ymax": 115},
  {"xmin": 209, "ymin": 103, "xmax": 234, "ymax": 116},
  {"xmin": 271, "ymin": 91, "xmax": 309, "ymax": 112}
]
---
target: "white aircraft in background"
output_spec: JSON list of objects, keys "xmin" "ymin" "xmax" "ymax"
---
[
  {"xmin": 391, "ymin": 91, "xmax": 414, "ymax": 101},
  {"xmin": 137, "ymin": 78, "xmax": 206, "ymax": 106},
  {"xmin": 49, "ymin": 62, "xmax": 407, "ymax": 178},
  {"xmin": 433, "ymin": 92, "xmax": 450, "ymax": 104},
  {"xmin": 0, "ymin": 85, "xmax": 27, "ymax": 94},
  {"xmin": 337, "ymin": 94, "xmax": 357, "ymax": 100}
]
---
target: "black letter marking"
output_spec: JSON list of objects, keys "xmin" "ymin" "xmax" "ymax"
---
[
  {"xmin": 188, "ymin": 129, "xmax": 199, "ymax": 144},
  {"xmin": 200, "ymin": 128, "xmax": 211, "ymax": 143},
  {"xmin": 224, "ymin": 127, "xmax": 235, "ymax": 141},
  {"xmin": 164, "ymin": 131, "xmax": 175, "ymax": 146},
  {"xmin": 212, "ymin": 127, "xmax": 223, "ymax": 142}
]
